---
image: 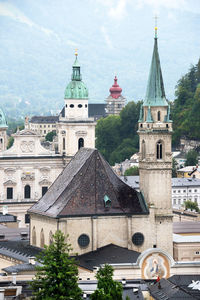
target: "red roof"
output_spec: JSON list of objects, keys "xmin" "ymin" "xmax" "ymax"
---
[{"xmin": 109, "ymin": 76, "xmax": 122, "ymax": 99}]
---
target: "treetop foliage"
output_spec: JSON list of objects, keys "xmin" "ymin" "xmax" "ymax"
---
[
  {"xmin": 90, "ymin": 264, "xmax": 125, "ymax": 300},
  {"xmin": 96, "ymin": 101, "xmax": 141, "ymax": 165},
  {"xmin": 185, "ymin": 149, "xmax": 199, "ymax": 166},
  {"xmin": 172, "ymin": 59, "xmax": 200, "ymax": 144},
  {"xmin": 31, "ymin": 230, "xmax": 82, "ymax": 300}
]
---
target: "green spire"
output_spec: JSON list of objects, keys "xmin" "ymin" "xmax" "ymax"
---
[
  {"xmin": 0, "ymin": 108, "xmax": 8, "ymax": 128},
  {"xmin": 143, "ymin": 31, "xmax": 168, "ymax": 107},
  {"xmin": 64, "ymin": 52, "xmax": 88, "ymax": 99}
]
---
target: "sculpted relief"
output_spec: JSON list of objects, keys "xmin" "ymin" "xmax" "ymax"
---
[{"xmin": 20, "ymin": 141, "xmax": 35, "ymax": 153}]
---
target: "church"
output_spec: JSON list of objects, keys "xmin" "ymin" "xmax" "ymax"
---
[
  {"xmin": 27, "ymin": 28, "xmax": 186, "ymax": 280},
  {"xmin": 0, "ymin": 51, "xmax": 95, "ymax": 226}
]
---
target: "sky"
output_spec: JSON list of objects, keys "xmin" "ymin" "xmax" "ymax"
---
[{"xmin": 0, "ymin": 0, "xmax": 200, "ymax": 113}]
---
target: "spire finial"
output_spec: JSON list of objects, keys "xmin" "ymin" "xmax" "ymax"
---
[
  {"xmin": 75, "ymin": 48, "xmax": 78, "ymax": 57},
  {"xmin": 154, "ymin": 15, "xmax": 158, "ymax": 38}
]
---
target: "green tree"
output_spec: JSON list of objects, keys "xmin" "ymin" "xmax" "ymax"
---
[
  {"xmin": 172, "ymin": 158, "xmax": 178, "ymax": 178},
  {"xmin": 109, "ymin": 138, "xmax": 138, "ymax": 166},
  {"xmin": 31, "ymin": 230, "xmax": 82, "ymax": 300},
  {"xmin": 124, "ymin": 166, "xmax": 139, "ymax": 176},
  {"xmin": 7, "ymin": 136, "xmax": 14, "ymax": 149},
  {"xmin": 90, "ymin": 264, "xmax": 124, "ymax": 300},
  {"xmin": 95, "ymin": 115, "xmax": 121, "ymax": 161},
  {"xmin": 185, "ymin": 150, "xmax": 198, "ymax": 166},
  {"xmin": 184, "ymin": 200, "xmax": 199, "ymax": 212},
  {"xmin": 45, "ymin": 131, "xmax": 57, "ymax": 142}
]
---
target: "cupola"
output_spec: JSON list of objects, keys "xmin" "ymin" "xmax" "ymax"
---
[{"xmin": 109, "ymin": 76, "xmax": 122, "ymax": 99}]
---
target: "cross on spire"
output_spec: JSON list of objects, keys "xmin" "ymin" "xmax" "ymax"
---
[{"xmin": 154, "ymin": 15, "xmax": 158, "ymax": 38}]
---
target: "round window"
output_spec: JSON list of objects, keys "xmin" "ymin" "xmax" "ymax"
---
[
  {"xmin": 85, "ymin": 104, "xmax": 87, "ymax": 108},
  {"xmin": 132, "ymin": 232, "xmax": 144, "ymax": 246},
  {"xmin": 78, "ymin": 104, "xmax": 82, "ymax": 108},
  {"xmin": 78, "ymin": 234, "xmax": 90, "ymax": 248},
  {"xmin": 70, "ymin": 104, "xmax": 74, "ymax": 108},
  {"xmin": 65, "ymin": 104, "xmax": 67, "ymax": 108}
]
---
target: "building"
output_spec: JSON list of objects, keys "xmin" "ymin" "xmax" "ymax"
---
[
  {"xmin": 26, "ymin": 115, "xmax": 58, "ymax": 136},
  {"xmin": 28, "ymin": 27, "xmax": 174, "ymax": 266},
  {"xmin": 0, "ymin": 129, "xmax": 68, "ymax": 226},
  {"xmin": 177, "ymin": 165, "xmax": 200, "ymax": 179},
  {"xmin": 57, "ymin": 51, "xmax": 96, "ymax": 156},
  {"xmin": 122, "ymin": 176, "xmax": 200, "ymax": 210},
  {"xmin": 105, "ymin": 76, "xmax": 126, "ymax": 115}
]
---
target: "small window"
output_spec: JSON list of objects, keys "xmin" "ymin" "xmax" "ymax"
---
[
  {"xmin": 65, "ymin": 104, "xmax": 67, "ymax": 108},
  {"xmin": 78, "ymin": 104, "xmax": 82, "ymax": 108},
  {"xmin": 178, "ymin": 199, "xmax": 181, "ymax": 205},
  {"xmin": 156, "ymin": 141, "xmax": 162, "ymax": 159},
  {"xmin": 140, "ymin": 124, "xmax": 143, "ymax": 128},
  {"xmin": 0, "ymin": 138, "xmax": 2, "ymax": 143},
  {"xmin": 78, "ymin": 138, "xmax": 84, "ymax": 150},
  {"xmin": 118, "ymin": 104, "xmax": 121, "ymax": 108},
  {"xmin": 132, "ymin": 233, "xmax": 144, "ymax": 246},
  {"xmin": 104, "ymin": 195, "xmax": 111, "ymax": 208},
  {"xmin": 7, "ymin": 187, "xmax": 13, "ymax": 199},
  {"xmin": 166, "ymin": 124, "xmax": 169, "ymax": 128},
  {"xmin": 158, "ymin": 111, "xmax": 161, "ymax": 121},
  {"xmin": 70, "ymin": 104, "xmax": 74, "ymax": 108},
  {"xmin": 78, "ymin": 234, "xmax": 90, "ymax": 248},
  {"xmin": 24, "ymin": 185, "xmax": 31, "ymax": 199},
  {"xmin": 63, "ymin": 137, "xmax": 65, "ymax": 151},
  {"xmin": 173, "ymin": 199, "xmax": 176, "ymax": 205},
  {"xmin": 25, "ymin": 214, "xmax": 30, "ymax": 224},
  {"xmin": 44, "ymin": 130, "xmax": 46, "ymax": 134},
  {"xmin": 189, "ymin": 189, "xmax": 192, "ymax": 193},
  {"xmin": 196, "ymin": 251, "xmax": 200, "ymax": 255},
  {"xmin": 178, "ymin": 190, "xmax": 180, "ymax": 193},
  {"xmin": 44, "ymin": 125, "xmax": 46, "ymax": 128},
  {"xmin": 195, "ymin": 198, "xmax": 198, "ymax": 203},
  {"xmin": 195, "ymin": 189, "xmax": 197, "ymax": 192},
  {"xmin": 48, "ymin": 125, "xmax": 50, "ymax": 128},
  {"xmin": 183, "ymin": 190, "xmax": 186, "ymax": 193},
  {"xmin": 40, "ymin": 228, "xmax": 45, "ymax": 248},
  {"xmin": 32, "ymin": 226, "xmax": 36, "ymax": 246},
  {"xmin": 85, "ymin": 104, "xmax": 87, "ymax": 108},
  {"xmin": 142, "ymin": 140, "xmax": 146, "ymax": 160},
  {"xmin": 40, "ymin": 125, "xmax": 42, "ymax": 128},
  {"xmin": 42, "ymin": 186, "xmax": 48, "ymax": 196},
  {"xmin": 173, "ymin": 190, "xmax": 176, "ymax": 193}
]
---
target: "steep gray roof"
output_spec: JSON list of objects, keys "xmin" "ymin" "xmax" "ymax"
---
[{"xmin": 28, "ymin": 148, "xmax": 148, "ymax": 218}]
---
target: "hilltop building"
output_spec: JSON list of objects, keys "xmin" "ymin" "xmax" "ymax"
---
[{"xmin": 105, "ymin": 76, "xmax": 126, "ymax": 115}]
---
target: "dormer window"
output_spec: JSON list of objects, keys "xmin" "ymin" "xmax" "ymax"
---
[{"xmin": 104, "ymin": 195, "xmax": 111, "ymax": 208}]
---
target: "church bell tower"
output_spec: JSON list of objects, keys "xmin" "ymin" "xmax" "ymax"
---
[{"xmin": 138, "ymin": 26, "xmax": 173, "ymax": 254}]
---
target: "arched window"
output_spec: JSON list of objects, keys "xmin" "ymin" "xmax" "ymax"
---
[
  {"xmin": 24, "ymin": 185, "xmax": 31, "ymax": 199},
  {"xmin": 142, "ymin": 140, "xmax": 146, "ymax": 160},
  {"xmin": 158, "ymin": 111, "xmax": 161, "ymax": 121},
  {"xmin": 32, "ymin": 226, "xmax": 36, "ymax": 246},
  {"xmin": 40, "ymin": 228, "xmax": 45, "ymax": 248},
  {"xmin": 78, "ymin": 138, "xmax": 84, "ymax": 150},
  {"xmin": 63, "ymin": 137, "xmax": 65, "ymax": 151},
  {"xmin": 157, "ymin": 141, "xmax": 163, "ymax": 159},
  {"xmin": 49, "ymin": 231, "xmax": 53, "ymax": 245}
]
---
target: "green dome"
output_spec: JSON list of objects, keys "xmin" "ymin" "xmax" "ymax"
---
[
  {"xmin": 65, "ymin": 80, "xmax": 88, "ymax": 99},
  {"xmin": 64, "ymin": 55, "xmax": 89, "ymax": 99},
  {"xmin": 0, "ymin": 108, "xmax": 8, "ymax": 128}
]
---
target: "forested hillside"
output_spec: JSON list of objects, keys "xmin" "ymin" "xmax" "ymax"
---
[
  {"xmin": 172, "ymin": 59, "xmax": 200, "ymax": 144},
  {"xmin": 96, "ymin": 101, "xmax": 141, "ymax": 165}
]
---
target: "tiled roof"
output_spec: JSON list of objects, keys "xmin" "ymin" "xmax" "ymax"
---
[
  {"xmin": 0, "ymin": 224, "xmax": 29, "ymax": 241},
  {"xmin": 77, "ymin": 244, "xmax": 141, "ymax": 271},
  {"xmin": 0, "ymin": 240, "xmax": 41, "ymax": 262},
  {"xmin": 168, "ymin": 275, "xmax": 200, "ymax": 299},
  {"xmin": 0, "ymin": 213, "xmax": 17, "ymax": 223},
  {"xmin": 29, "ymin": 148, "xmax": 148, "ymax": 218},
  {"xmin": 173, "ymin": 222, "xmax": 200, "ymax": 234},
  {"xmin": 3, "ymin": 262, "xmax": 41, "ymax": 274},
  {"xmin": 120, "ymin": 176, "xmax": 200, "ymax": 188},
  {"xmin": 149, "ymin": 278, "xmax": 196, "ymax": 299},
  {"xmin": 30, "ymin": 116, "xmax": 59, "ymax": 123}
]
